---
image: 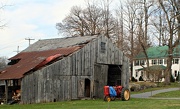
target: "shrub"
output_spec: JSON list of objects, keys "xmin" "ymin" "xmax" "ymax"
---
[
  {"xmin": 176, "ymin": 73, "xmax": 180, "ymax": 81},
  {"xmin": 131, "ymin": 77, "xmax": 137, "ymax": 82},
  {"xmin": 139, "ymin": 76, "xmax": 144, "ymax": 81},
  {"xmin": 170, "ymin": 74, "xmax": 175, "ymax": 82}
]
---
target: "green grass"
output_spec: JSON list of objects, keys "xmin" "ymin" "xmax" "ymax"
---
[
  {"xmin": 0, "ymin": 98, "xmax": 180, "ymax": 109},
  {"xmin": 152, "ymin": 90, "xmax": 180, "ymax": 98}
]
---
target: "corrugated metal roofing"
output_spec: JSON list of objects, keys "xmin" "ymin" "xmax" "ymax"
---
[
  {"xmin": 0, "ymin": 46, "xmax": 81, "ymax": 80},
  {"xmin": 23, "ymin": 35, "xmax": 98, "ymax": 52}
]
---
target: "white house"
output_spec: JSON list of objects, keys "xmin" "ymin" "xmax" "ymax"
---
[{"xmin": 133, "ymin": 45, "xmax": 180, "ymax": 81}]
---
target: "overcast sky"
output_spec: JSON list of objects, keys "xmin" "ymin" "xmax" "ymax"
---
[{"xmin": 0, "ymin": 0, "xmax": 121, "ymax": 58}]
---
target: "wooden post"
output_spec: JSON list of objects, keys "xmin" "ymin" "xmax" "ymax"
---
[{"xmin": 5, "ymin": 80, "xmax": 8, "ymax": 104}]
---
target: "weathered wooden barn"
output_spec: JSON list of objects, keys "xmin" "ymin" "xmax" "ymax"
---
[{"xmin": 0, "ymin": 35, "xmax": 129, "ymax": 104}]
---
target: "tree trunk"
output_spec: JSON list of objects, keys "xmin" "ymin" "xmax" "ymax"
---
[{"xmin": 164, "ymin": 54, "xmax": 173, "ymax": 85}]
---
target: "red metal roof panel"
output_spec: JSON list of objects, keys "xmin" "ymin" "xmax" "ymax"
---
[{"xmin": 0, "ymin": 46, "xmax": 81, "ymax": 80}]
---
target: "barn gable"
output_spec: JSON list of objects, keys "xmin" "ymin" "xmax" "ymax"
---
[{"xmin": 0, "ymin": 35, "xmax": 129, "ymax": 104}]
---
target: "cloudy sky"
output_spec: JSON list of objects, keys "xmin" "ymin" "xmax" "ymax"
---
[{"xmin": 0, "ymin": 0, "xmax": 121, "ymax": 58}]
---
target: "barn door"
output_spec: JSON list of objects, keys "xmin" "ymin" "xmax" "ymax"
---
[
  {"xmin": 78, "ymin": 79, "xmax": 84, "ymax": 98},
  {"xmin": 94, "ymin": 65, "xmax": 101, "ymax": 97},
  {"xmin": 78, "ymin": 79, "xmax": 91, "ymax": 98},
  {"xmin": 108, "ymin": 65, "xmax": 122, "ymax": 86},
  {"xmin": 85, "ymin": 79, "xmax": 90, "ymax": 97}
]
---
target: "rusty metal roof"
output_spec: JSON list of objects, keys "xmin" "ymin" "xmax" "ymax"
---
[{"xmin": 0, "ymin": 46, "xmax": 81, "ymax": 80}]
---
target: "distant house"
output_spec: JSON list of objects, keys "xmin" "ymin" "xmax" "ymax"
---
[
  {"xmin": 133, "ymin": 45, "xmax": 180, "ymax": 81},
  {"xmin": 0, "ymin": 35, "xmax": 129, "ymax": 104}
]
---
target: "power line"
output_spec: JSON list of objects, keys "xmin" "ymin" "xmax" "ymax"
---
[
  {"xmin": 25, "ymin": 38, "xmax": 35, "ymax": 46},
  {"xmin": 0, "ymin": 40, "xmax": 26, "ymax": 50}
]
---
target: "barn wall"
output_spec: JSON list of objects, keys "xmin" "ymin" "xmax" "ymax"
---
[
  {"xmin": 95, "ymin": 35, "xmax": 129, "ymax": 88},
  {"xmin": 122, "ymin": 57, "xmax": 130, "ymax": 88},
  {"xmin": 21, "ymin": 35, "xmax": 129, "ymax": 104},
  {"xmin": 21, "ymin": 39, "xmax": 96, "ymax": 104},
  {"xmin": 96, "ymin": 35, "xmax": 123, "ymax": 65}
]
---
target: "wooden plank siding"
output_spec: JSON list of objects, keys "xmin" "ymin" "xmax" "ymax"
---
[{"xmin": 21, "ymin": 35, "xmax": 129, "ymax": 104}]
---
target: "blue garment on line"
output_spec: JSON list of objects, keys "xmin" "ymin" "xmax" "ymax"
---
[{"xmin": 109, "ymin": 86, "xmax": 117, "ymax": 97}]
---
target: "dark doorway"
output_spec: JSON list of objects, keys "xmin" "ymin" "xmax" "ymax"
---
[
  {"xmin": 107, "ymin": 65, "xmax": 122, "ymax": 86},
  {"xmin": 85, "ymin": 79, "xmax": 90, "ymax": 97}
]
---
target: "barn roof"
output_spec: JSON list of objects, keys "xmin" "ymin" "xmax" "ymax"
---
[
  {"xmin": 0, "ymin": 35, "xmax": 98, "ymax": 80},
  {"xmin": 23, "ymin": 35, "xmax": 98, "ymax": 52},
  {"xmin": 0, "ymin": 46, "xmax": 81, "ymax": 80}
]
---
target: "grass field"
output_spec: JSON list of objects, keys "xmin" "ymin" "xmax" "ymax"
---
[
  {"xmin": 152, "ymin": 90, "xmax": 180, "ymax": 98},
  {"xmin": 0, "ymin": 98, "xmax": 180, "ymax": 109}
]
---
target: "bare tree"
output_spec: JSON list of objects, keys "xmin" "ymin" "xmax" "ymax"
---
[
  {"xmin": 83, "ymin": 2, "xmax": 103, "ymax": 35},
  {"xmin": 158, "ymin": 0, "xmax": 180, "ymax": 84},
  {"xmin": 175, "ymin": 0, "xmax": 180, "ymax": 38},
  {"xmin": 114, "ymin": 2, "xmax": 125, "ymax": 50},
  {"xmin": 0, "ymin": 56, "xmax": 8, "ymax": 71},
  {"xmin": 100, "ymin": 0, "xmax": 113, "ymax": 38},
  {"xmin": 135, "ymin": 0, "xmax": 154, "ymax": 46},
  {"xmin": 141, "ymin": 0, "xmax": 154, "ymax": 46},
  {"xmin": 56, "ymin": 6, "xmax": 86, "ymax": 37},
  {"xmin": 56, "ymin": 0, "xmax": 116, "ymax": 38},
  {"xmin": 120, "ymin": 0, "xmax": 143, "ymax": 77},
  {"xmin": 150, "ymin": 4, "xmax": 170, "ymax": 46}
]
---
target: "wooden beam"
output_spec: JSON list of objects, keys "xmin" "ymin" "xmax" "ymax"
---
[{"xmin": 5, "ymin": 80, "xmax": 8, "ymax": 104}]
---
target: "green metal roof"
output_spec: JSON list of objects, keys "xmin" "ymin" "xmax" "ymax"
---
[
  {"xmin": 137, "ymin": 65, "xmax": 166, "ymax": 71},
  {"xmin": 135, "ymin": 45, "xmax": 180, "ymax": 59}
]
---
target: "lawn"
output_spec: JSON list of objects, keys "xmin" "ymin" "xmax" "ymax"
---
[
  {"xmin": 152, "ymin": 90, "xmax": 180, "ymax": 98},
  {"xmin": 0, "ymin": 98, "xmax": 180, "ymax": 109}
]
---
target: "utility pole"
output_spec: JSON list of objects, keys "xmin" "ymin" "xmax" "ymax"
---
[
  {"xmin": 25, "ymin": 38, "xmax": 35, "ymax": 46},
  {"xmin": 14, "ymin": 46, "xmax": 20, "ymax": 54}
]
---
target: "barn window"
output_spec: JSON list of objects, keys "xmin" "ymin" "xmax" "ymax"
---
[{"xmin": 100, "ymin": 42, "xmax": 106, "ymax": 53}]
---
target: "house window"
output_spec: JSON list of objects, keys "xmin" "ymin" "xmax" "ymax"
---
[
  {"xmin": 136, "ymin": 71, "xmax": 138, "ymax": 77},
  {"xmin": 134, "ymin": 60, "xmax": 144, "ymax": 66},
  {"xmin": 158, "ymin": 59, "xmax": 163, "ymax": 64},
  {"xmin": 175, "ymin": 70, "xmax": 177, "ymax": 77},
  {"xmin": 141, "ymin": 71, "xmax": 143, "ymax": 77},
  {"xmin": 134, "ymin": 60, "xmax": 140, "ymax": 66},
  {"xmin": 173, "ymin": 59, "xmax": 179, "ymax": 64},
  {"xmin": 152, "ymin": 59, "xmax": 157, "ymax": 65},
  {"xmin": 100, "ymin": 42, "xmax": 106, "ymax": 53},
  {"xmin": 140, "ymin": 60, "xmax": 145, "ymax": 65}
]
